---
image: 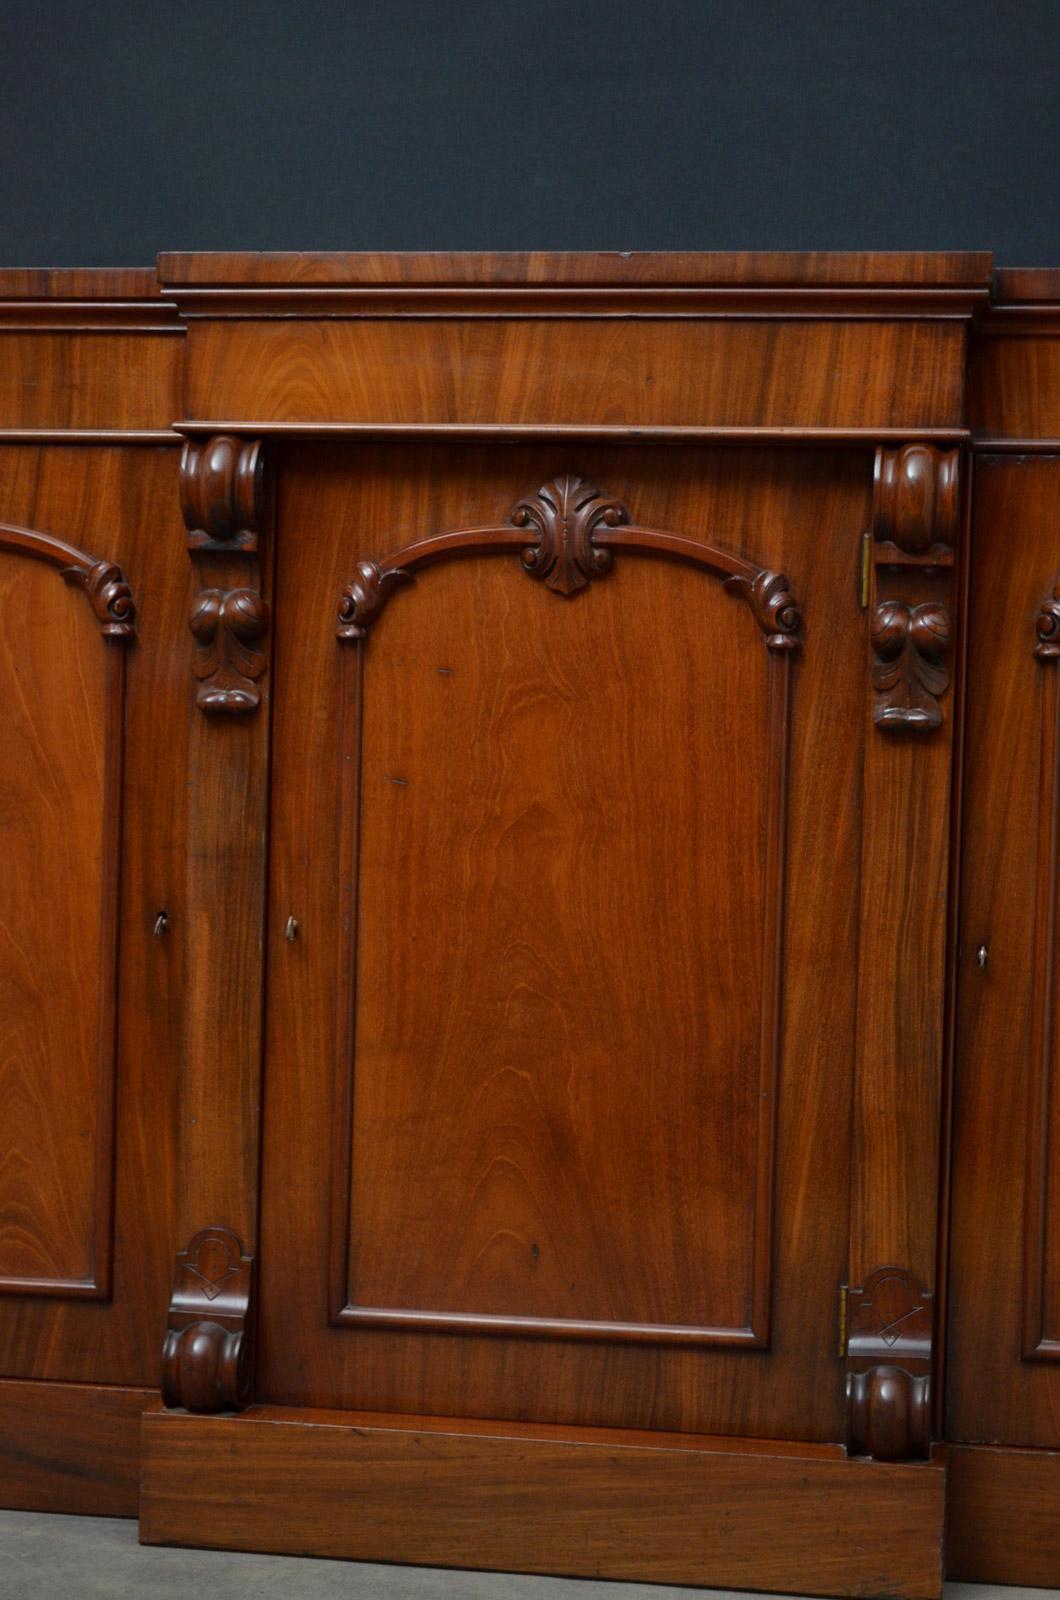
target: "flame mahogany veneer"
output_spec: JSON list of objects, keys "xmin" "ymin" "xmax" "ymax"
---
[{"xmin": 1, "ymin": 252, "xmax": 1059, "ymax": 1594}]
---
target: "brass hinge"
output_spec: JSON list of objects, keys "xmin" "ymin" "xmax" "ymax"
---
[
  {"xmin": 838, "ymin": 1283, "xmax": 849, "ymax": 1356},
  {"xmin": 858, "ymin": 531, "xmax": 872, "ymax": 609}
]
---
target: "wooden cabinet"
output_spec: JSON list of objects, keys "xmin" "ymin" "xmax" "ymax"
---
[{"xmin": 1, "ymin": 253, "xmax": 1059, "ymax": 1594}]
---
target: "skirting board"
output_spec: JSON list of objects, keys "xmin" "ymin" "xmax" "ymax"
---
[
  {"xmin": 946, "ymin": 1443, "xmax": 1060, "ymax": 1586},
  {"xmin": 141, "ymin": 1406, "xmax": 946, "ymax": 1597},
  {"xmin": 0, "ymin": 1379, "xmax": 155, "ymax": 1517}
]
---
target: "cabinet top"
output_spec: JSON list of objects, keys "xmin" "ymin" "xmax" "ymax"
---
[{"xmin": 154, "ymin": 251, "xmax": 994, "ymax": 289}]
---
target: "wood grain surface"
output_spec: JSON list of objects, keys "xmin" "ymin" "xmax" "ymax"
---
[
  {"xmin": 141, "ymin": 1406, "xmax": 946, "ymax": 1598},
  {"xmin": 159, "ymin": 249, "xmax": 992, "ymax": 288},
  {"xmin": 184, "ymin": 318, "xmax": 966, "ymax": 431},
  {"xmin": 258, "ymin": 441, "xmax": 868, "ymax": 1441},
  {"xmin": 0, "ymin": 444, "xmax": 186, "ymax": 1382},
  {"xmin": 947, "ymin": 1444, "xmax": 1060, "ymax": 1585},
  {"xmin": 947, "ymin": 454, "xmax": 1060, "ymax": 1445},
  {"xmin": 0, "ymin": 1379, "xmax": 152, "ymax": 1516}
]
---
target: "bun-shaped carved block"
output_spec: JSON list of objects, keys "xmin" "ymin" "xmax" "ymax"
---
[
  {"xmin": 846, "ymin": 1365, "xmax": 931, "ymax": 1462},
  {"xmin": 872, "ymin": 443, "xmax": 959, "ymax": 561},
  {"xmin": 161, "ymin": 1319, "xmax": 250, "ymax": 1415},
  {"xmin": 180, "ymin": 435, "xmax": 265, "ymax": 551}
]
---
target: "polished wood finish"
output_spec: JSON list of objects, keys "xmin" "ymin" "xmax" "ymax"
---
[
  {"xmin": 0, "ymin": 444, "xmax": 184, "ymax": 1397},
  {"xmin": 0, "ymin": 521, "xmax": 133, "ymax": 1298},
  {"xmin": 946, "ymin": 453, "xmax": 1060, "ymax": 1445},
  {"xmin": 946, "ymin": 1444, "xmax": 1060, "ymax": 1585},
  {"xmin": 162, "ymin": 434, "xmax": 274, "ymax": 1413},
  {"xmin": 260, "ymin": 442, "xmax": 865, "ymax": 1445},
  {"xmin": 159, "ymin": 249, "xmax": 993, "ymax": 287},
  {"xmin": 0, "ymin": 336, "xmax": 181, "ymax": 431},
  {"xmin": 141, "ymin": 1407, "xmax": 946, "ymax": 1599},
  {"xmin": 183, "ymin": 319, "xmax": 967, "ymax": 431},
  {"xmin": 841, "ymin": 443, "xmax": 962, "ymax": 1460},
  {"xmin": 942, "ymin": 275, "xmax": 1060, "ymax": 1575},
  {"xmin": 0, "ymin": 1381, "xmax": 152, "ymax": 1517},
  {"xmin": 324, "ymin": 458, "xmax": 799, "ymax": 1358},
  {"xmin": 2, "ymin": 251, "xmax": 1059, "ymax": 1593}
]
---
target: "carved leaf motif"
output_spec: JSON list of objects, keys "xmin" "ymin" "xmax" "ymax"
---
[
  {"xmin": 189, "ymin": 586, "xmax": 270, "ymax": 714},
  {"xmin": 513, "ymin": 474, "xmax": 629, "ymax": 595},
  {"xmin": 871, "ymin": 600, "xmax": 951, "ymax": 732},
  {"xmin": 1036, "ymin": 580, "xmax": 1060, "ymax": 661}
]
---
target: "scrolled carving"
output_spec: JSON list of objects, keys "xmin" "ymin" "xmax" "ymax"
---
[
  {"xmin": 180, "ymin": 435, "xmax": 265, "ymax": 552},
  {"xmin": 334, "ymin": 473, "xmax": 800, "ymax": 649},
  {"xmin": 870, "ymin": 599, "xmax": 951, "ymax": 731},
  {"xmin": 337, "ymin": 560, "xmax": 413, "ymax": 642},
  {"xmin": 62, "ymin": 558, "xmax": 136, "ymax": 639},
  {"xmin": 846, "ymin": 1365, "xmax": 931, "ymax": 1462},
  {"xmin": 872, "ymin": 443, "xmax": 959, "ymax": 561},
  {"xmin": 723, "ymin": 568, "xmax": 802, "ymax": 651},
  {"xmin": 514, "ymin": 473, "xmax": 628, "ymax": 595},
  {"xmin": 161, "ymin": 1227, "xmax": 254, "ymax": 1414},
  {"xmin": 1035, "ymin": 579, "xmax": 1060, "ymax": 661},
  {"xmin": 189, "ymin": 586, "xmax": 269, "ymax": 714},
  {"xmin": 0, "ymin": 522, "xmax": 137, "ymax": 641}
]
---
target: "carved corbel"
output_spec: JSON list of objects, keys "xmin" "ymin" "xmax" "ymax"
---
[
  {"xmin": 842, "ymin": 1266, "xmax": 933, "ymax": 1461},
  {"xmin": 868, "ymin": 444, "xmax": 959, "ymax": 732},
  {"xmin": 161, "ymin": 1227, "xmax": 254, "ymax": 1413},
  {"xmin": 180, "ymin": 435, "xmax": 270, "ymax": 714}
]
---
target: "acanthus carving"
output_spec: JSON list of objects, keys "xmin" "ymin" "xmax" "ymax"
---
[
  {"xmin": 514, "ymin": 473, "xmax": 626, "ymax": 595},
  {"xmin": 870, "ymin": 599, "xmax": 952, "ymax": 731},
  {"xmin": 723, "ymin": 569, "xmax": 801, "ymax": 651},
  {"xmin": 1035, "ymin": 579, "xmax": 1060, "ymax": 661},
  {"xmin": 161, "ymin": 1227, "xmax": 254, "ymax": 1413},
  {"xmin": 843, "ymin": 1266, "xmax": 933, "ymax": 1462},
  {"xmin": 181, "ymin": 435, "xmax": 270, "ymax": 714},
  {"xmin": 336, "ymin": 472, "xmax": 801, "ymax": 651},
  {"xmin": 189, "ymin": 587, "xmax": 270, "ymax": 715}
]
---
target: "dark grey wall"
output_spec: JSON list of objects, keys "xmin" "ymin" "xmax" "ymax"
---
[{"xmin": 2, "ymin": 0, "xmax": 1058, "ymax": 267}]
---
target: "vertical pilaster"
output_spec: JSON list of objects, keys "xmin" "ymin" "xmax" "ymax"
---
[{"xmin": 161, "ymin": 435, "xmax": 272, "ymax": 1413}]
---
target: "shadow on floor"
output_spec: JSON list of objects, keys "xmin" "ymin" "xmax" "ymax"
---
[{"xmin": 1, "ymin": 1512, "xmax": 1054, "ymax": 1599}]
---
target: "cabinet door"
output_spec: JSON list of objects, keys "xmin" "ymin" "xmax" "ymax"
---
[
  {"xmin": 259, "ymin": 443, "xmax": 869, "ymax": 1441},
  {"xmin": 948, "ymin": 454, "xmax": 1060, "ymax": 1445},
  {"xmin": 0, "ymin": 446, "xmax": 184, "ymax": 1388}
]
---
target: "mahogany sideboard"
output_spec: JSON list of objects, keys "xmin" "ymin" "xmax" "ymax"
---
[{"xmin": 2, "ymin": 251, "xmax": 1059, "ymax": 1596}]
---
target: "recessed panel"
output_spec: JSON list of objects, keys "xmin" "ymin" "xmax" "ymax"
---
[
  {"xmin": 0, "ymin": 558, "xmax": 114, "ymax": 1291},
  {"xmin": 339, "ymin": 539, "xmax": 780, "ymax": 1340}
]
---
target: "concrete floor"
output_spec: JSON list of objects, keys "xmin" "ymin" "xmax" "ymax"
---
[{"xmin": 0, "ymin": 1513, "xmax": 1055, "ymax": 1600}]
